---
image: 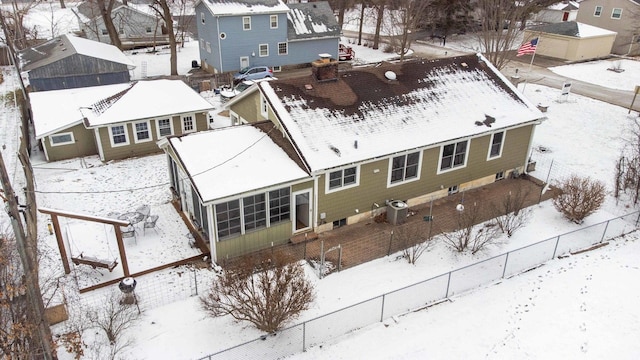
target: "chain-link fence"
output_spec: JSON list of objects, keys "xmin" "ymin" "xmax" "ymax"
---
[{"xmin": 197, "ymin": 210, "xmax": 639, "ymax": 360}]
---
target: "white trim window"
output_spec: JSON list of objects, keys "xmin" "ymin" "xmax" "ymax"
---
[
  {"xmin": 206, "ymin": 41, "xmax": 211, "ymax": 53},
  {"xmin": 243, "ymin": 16, "xmax": 251, "ymax": 30},
  {"xmin": 278, "ymin": 42, "xmax": 288, "ymax": 55},
  {"xmin": 593, "ymin": 5, "xmax": 603, "ymax": 17},
  {"xmin": 145, "ymin": 26, "xmax": 152, "ymax": 34},
  {"xmin": 200, "ymin": 12, "xmax": 205, "ymax": 24},
  {"xmin": 199, "ymin": 38, "xmax": 204, "ymax": 49},
  {"xmin": 611, "ymin": 8, "xmax": 622, "ymax": 19},
  {"xmin": 259, "ymin": 43, "xmax": 269, "ymax": 57},
  {"xmin": 230, "ymin": 111, "xmax": 240, "ymax": 125},
  {"xmin": 156, "ymin": 118, "xmax": 173, "ymax": 138},
  {"xmin": 109, "ymin": 124, "xmax": 129, "ymax": 147},
  {"xmin": 182, "ymin": 114, "xmax": 196, "ymax": 133},
  {"xmin": 389, "ymin": 151, "xmax": 421, "ymax": 185},
  {"xmin": 326, "ymin": 166, "xmax": 359, "ymax": 193},
  {"xmin": 101, "ymin": 28, "xmax": 108, "ymax": 35},
  {"xmin": 439, "ymin": 140, "xmax": 468, "ymax": 173},
  {"xmin": 487, "ymin": 131, "xmax": 505, "ymax": 160},
  {"xmin": 270, "ymin": 15, "xmax": 278, "ymax": 29},
  {"xmin": 133, "ymin": 120, "xmax": 152, "ymax": 143},
  {"xmin": 49, "ymin": 132, "xmax": 75, "ymax": 147}
]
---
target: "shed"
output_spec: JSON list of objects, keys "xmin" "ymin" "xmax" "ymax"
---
[
  {"xmin": 18, "ymin": 34, "xmax": 135, "ymax": 92},
  {"xmin": 524, "ymin": 21, "xmax": 616, "ymax": 61}
]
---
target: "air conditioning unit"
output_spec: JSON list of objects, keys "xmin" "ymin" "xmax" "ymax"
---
[{"xmin": 386, "ymin": 200, "xmax": 408, "ymax": 225}]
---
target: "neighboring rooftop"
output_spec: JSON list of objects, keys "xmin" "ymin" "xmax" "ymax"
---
[
  {"xmin": 200, "ymin": 0, "xmax": 289, "ymax": 16},
  {"xmin": 529, "ymin": 21, "xmax": 617, "ymax": 38},
  {"xmin": 287, "ymin": 1, "xmax": 340, "ymax": 40},
  {"xmin": 18, "ymin": 34, "xmax": 135, "ymax": 71}
]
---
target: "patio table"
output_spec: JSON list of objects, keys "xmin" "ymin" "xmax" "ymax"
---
[{"xmin": 118, "ymin": 212, "xmax": 145, "ymax": 225}]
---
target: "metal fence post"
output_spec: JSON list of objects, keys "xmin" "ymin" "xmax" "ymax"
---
[
  {"xmin": 502, "ymin": 252, "xmax": 510, "ymax": 278},
  {"xmin": 552, "ymin": 235, "xmax": 561, "ymax": 258},
  {"xmin": 600, "ymin": 220, "xmax": 610, "ymax": 243},
  {"xmin": 302, "ymin": 322, "xmax": 306, "ymax": 352},
  {"xmin": 380, "ymin": 294, "xmax": 386, "ymax": 322},
  {"xmin": 445, "ymin": 271, "xmax": 452, "ymax": 298}
]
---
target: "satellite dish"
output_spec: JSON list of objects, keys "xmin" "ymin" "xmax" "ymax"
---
[{"xmin": 385, "ymin": 71, "xmax": 397, "ymax": 80}]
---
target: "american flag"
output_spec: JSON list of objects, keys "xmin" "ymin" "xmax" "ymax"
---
[{"xmin": 516, "ymin": 37, "xmax": 538, "ymax": 56}]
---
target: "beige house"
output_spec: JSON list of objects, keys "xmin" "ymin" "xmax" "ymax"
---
[
  {"xmin": 524, "ymin": 21, "xmax": 617, "ymax": 61},
  {"xmin": 576, "ymin": 0, "xmax": 640, "ymax": 55},
  {"xmin": 31, "ymin": 79, "xmax": 215, "ymax": 162},
  {"xmin": 160, "ymin": 54, "xmax": 547, "ymax": 262}
]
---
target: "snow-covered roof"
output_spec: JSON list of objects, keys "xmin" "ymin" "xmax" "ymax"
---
[
  {"xmin": 167, "ymin": 123, "xmax": 309, "ymax": 202},
  {"xmin": 547, "ymin": 1, "xmax": 579, "ymax": 11},
  {"xmin": 199, "ymin": 0, "xmax": 289, "ymax": 16},
  {"xmin": 30, "ymin": 79, "xmax": 215, "ymax": 138},
  {"xmin": 254, "ymin": 54, "xmax": 545, "ymax": 173},
  {"xmin": 19, "ymin": 34, "xmax": 134, "ymax": 71},
  {"xmin": 287, "ymin": 1, "xmax": 340, "ymax": 41},
  {"xmin": 530, "ymin": 21, "xmax": 617, "ymax": 38}
]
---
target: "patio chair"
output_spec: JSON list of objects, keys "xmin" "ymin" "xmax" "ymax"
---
[
  {"xmin": 121, "ymin": 225, "xmax": 137, "ymax": 244},
  {"xmin": 143, "ymin": 215, "xmax": 159, "ymax": 235},
  {"xmin": 136, "ymin": 205, "xmax": 151, "ymax": 221}
]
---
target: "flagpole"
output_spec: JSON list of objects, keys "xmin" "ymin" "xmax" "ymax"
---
[{"xmin": 522, "ymin": 36, "xmax": 539, "ymax": 93}]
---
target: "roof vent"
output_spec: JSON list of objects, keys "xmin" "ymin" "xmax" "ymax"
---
[
  {"xmin": 461, "ymin": 62, "xmax": 468, "ymax": 68},
  {"xmin": 305, "ymin": 84, "xmax": 313, "ymax": 91},
  {"xmin": 385, "ymin": 71, "xmax": 397, "ymax": 80}
]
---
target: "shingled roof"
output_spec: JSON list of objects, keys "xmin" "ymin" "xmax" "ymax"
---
[
  {"xmin": 528, "ymin": 21, "xmax": 616, "ymax": 38},
  {"xmin": 257, "ymin": 54, "xmax": 545, "ymax": 172},
  {"xmin": 287, "ymin": 1, "xmax": 340, "ymax": 41}
]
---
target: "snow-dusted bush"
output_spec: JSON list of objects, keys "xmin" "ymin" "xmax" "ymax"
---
[{"xmin": 553, "ymin": 175, "xmax": 606, "ymax": 224}]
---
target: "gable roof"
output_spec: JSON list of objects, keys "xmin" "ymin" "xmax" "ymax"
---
[
  {"xmin": 546, "ymin": 1, "xmax": 579, "ymax": 11},
  {"xmin": 30, "ymin": 79, "xmax": 215, "ymax": 138},
  {"xmin": 529, "ymin": 21, "xmax": 617, "ymax": 38},
  {"xmin": 198, "ymin": 0, "xmax": 289, "ymax": 16},
  {"xmin": 75, "ymin": 0, "xmax": 156, "ymax": 22},
  {"xmin": 18, "ymin": 34, "xmax": 134, "ymax": 71},
  {"xmin": 287, "ymin": 1, "xmax": 340, "ymax": 41},
  {"xmin": 252, "ymin": 54, "xmax": 546, "ymax": 173},
  {"xmin": 166, "ymin": 122, "xmax": 309, "ymax": 203}
]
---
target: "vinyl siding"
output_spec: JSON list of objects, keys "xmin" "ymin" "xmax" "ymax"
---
[
  {"xmin": 43, "ymin": 123, "xmax": 97, "ymax": 162},
  {"xmin": 214, "ymin": 221, "xmax": 292, "ymax": 259}
]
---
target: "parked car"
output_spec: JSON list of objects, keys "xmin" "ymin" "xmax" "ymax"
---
[
  {"xmin": 233, "ymin": 66, "xmax": 273, "ymax": 82},
  {"xmin": 339, "ymin": 43, "xmax": 355, "ymax": 61},
  {"xmin": 219, "ymin": 77, "xmax": 276, "ymax": 100}
]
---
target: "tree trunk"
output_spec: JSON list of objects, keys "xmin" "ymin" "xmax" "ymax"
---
[
  {"xmin": 158, "ymin": 0, "xmax": 177, "ymax": 75},
  {"xmin": 59, "ymin": 0, "xmax": 66, "ymax": 9},
  {"xmin": 357, "ymin": 2, "xmax": 365, "ymax": 45},
  {"xmin": 96, "ymin": 0, "xmax": 122, "ymax": 50},
  {"xmin": 372, "ymin": 1, "xmax": 384, "ymax": 50},
  {"xmin": 337, "ymin": 0, "xmax": 346, "ymax": 29}
]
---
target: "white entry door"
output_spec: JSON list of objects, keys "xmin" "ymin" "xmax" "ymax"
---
[
  {"xmin": 240, "ymin": 56, "xmax": 249, "ymax": 69},
  {"xmin": 293, "ymin": 189, "xmax": 312, "ymax": 232}
]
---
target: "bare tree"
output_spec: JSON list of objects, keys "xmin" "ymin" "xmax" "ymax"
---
[
  {"xmin": 395, "ymin": 222, "xmax": 433, "ymax": 265},
  {"xmin": 201, "ymin": 253, "xmax": 315, "ymax": 333},
  {"xmin": 371, "ymin": 0, "xmax": 386, "ymax": 49},
  {"xmin": 384, "ymin": 0, "xmax": 428, "ymax": 61},
  {"xmin": 615, "ymin": 118, "xmax": 640, "ymax": 204},
  {"xmin": 1, "ymin": 0, "xmax": 42, "ymax": 50},
  {"xmin": 553, "ymin": 175, "xmax": 606, "ymax": 224},
  {"xmin": 476, "ymin": 0, "xmax": 557, "ymax": 70},
  {"xmin": 440, "ymin": 202, "xmax": 501, "ymax": 254},
  {"xmin": 489, "ymin": 186, "xmax": 532, "ymax": 237},
  {"xmin": 85, "ymin": 290, "xmax": 141, "ymax": 360},
  {"xmin": 95, "ymin": 0, "xmax": 122, "ymax": 49},
  {"xmin": 149, "ymin": 0, "xmax": 177, "ymax": 75}
]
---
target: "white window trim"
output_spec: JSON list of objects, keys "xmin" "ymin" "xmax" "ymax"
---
[
  {"xmin": 181, "ymin": 113, "xmax": 197, "ymax": 133},
  {"xmin": 278, "ymin": 42, "xmax": 288, "ymax": 55},
  {"xmin": 200, "ymin": 12, "xmax": 205, "ymax": 24},
  {"xmin": 156, "ymin": 118, "xmax": 174, "ymax": 139},
  {"xmin": 486, "ymin": 131, "xmax": 505, "ymax": 161},
  {"xmin": 206, "ymin": 41, "xmax": 211, "ymax": 53},
  {"xmin": 243, "ymin": 16, "xmax": 251, "ymax": 31},
  {"xmin": 109, "ymin": 124, "xmax": 130, "ymax": 147},
  {"xmin": 49, "ymin": 132, "xmax": 75, "ymax": 147},
  {"xmin": 593, "ymin": 5, "xmax": 602, "ymax": 17},
  {"xmin": 133, "ymin": 120, "xmax": 153, "ymax": 143},
  {"xmin": 325, "ymin": 165, "xmax": 360, "ymax": 194},
  {"xmin": 611, "ymin": 8, "xmax": 622, "ymax": 19},
  {"xmin": 259, "ymin": 43, "xmax": 269, "ymax": 57},
  {"xmin": 386, "ymin": 151, "xmax": 423, "ymax": 187},
  {"xmin": 260, "ymin": 94, "xmax": 268, "ymax": 118},
  {"xmin": 145, "ymin": 26, "xmax": 152, "ymax": 34},
  {"xmin": 270, "ymin": 15, "xmax": 278, "ymax": 29},
  {"xmin": 229, "ymin": 110, "xmax": 241, "ymax": 125},
  {"xmin": 199, "ymin": 38, "xmax": 204, "ymax": 49},
  {"xmin": 437, "ymin": 139, "xmax": 469, "ymax": 175}
]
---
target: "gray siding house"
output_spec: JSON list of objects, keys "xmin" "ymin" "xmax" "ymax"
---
[
  {"xmin": 18, "ymin": 34, "xmax": 135, "ymax": 92},
  {"xmin": 194, "ymin": 0, "xmax": 340, "ymax": 74}
]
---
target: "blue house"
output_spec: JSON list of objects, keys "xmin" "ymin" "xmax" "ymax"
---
[{"xmin": 194, "ymin": 0, "xmax": 340, "ymax": 74}]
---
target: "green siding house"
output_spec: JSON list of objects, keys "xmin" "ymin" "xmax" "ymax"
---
[
  {"xmin": 160, "ymin": 54, "xmax": 546, "ymax": 263},
  {"xmin": 31, "ymin": 79, "xmax": 215, "ymax": 162}
]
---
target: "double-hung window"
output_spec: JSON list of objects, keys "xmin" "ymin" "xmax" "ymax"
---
[
  {"xmin": 216, "ymin": 200, "xmax": 241, "ymax": 240},
  {"xmin": 327, "ymin": 166, "xmax": 358, "ymax": 193},
  {"xmin": 611, "ymin": 8, "xmax": 622, "ymax": 19},
  {"xmin": 243, "ymin": 16, "xmax": 251, "ymax": 30},
  {"xmin": 278, "ymin": 42, "xmax": 288, "ymax": 55},
  {"xmin": 488, "ymin": 131, "xmax": 504, "ymax": 159},
  {"xmin": 243, "ymin": 194, "xmax": 266, "ymax": 232},
  {"xmin": 593, "ymin": 6, "xmax": 602, "ymax": 17},
  {"xmin": 134, "ymin": 121, "xmax": 151, "ymax": 143},
  {"xmin": 156, "ymin": 118, "xmax": 173, "ymax": 138},
  {"xmin": 109, "ymin": 125, "xmax": 129, "ymax": 147},
  {"xmin": 270, "ymin": 15, "xmax": 278, "ymax": 29},
  {"xmin": 389, "ymin": 151, "xmax": 420, "ymax": 185},
  {"xmin": 259, "ymin": 44, "xmax": 269, "ymax": 57},
  {"xmin": 439, "ymin": 140, "xmax": 468, "ymax": 172}
]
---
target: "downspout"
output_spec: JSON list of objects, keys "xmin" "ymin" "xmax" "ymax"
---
[
  {"xmin": 524, "ymin": 121, "xmax": 540, "ymax": 175},
  {"xmin": 207, "ymin": 205, "xmax": 217, "ymax": 262},
  {"xmin": 313, "ymin": 174, "xmax": 319, "ymax": 230},
  {"xmin": 216, "ymin": 16, "xmax": 223, "ymax": 72}
]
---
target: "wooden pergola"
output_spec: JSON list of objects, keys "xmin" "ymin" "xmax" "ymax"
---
[{"xmin": 39, "ymin": 207, "xmax": 132, "ymax": 276}]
